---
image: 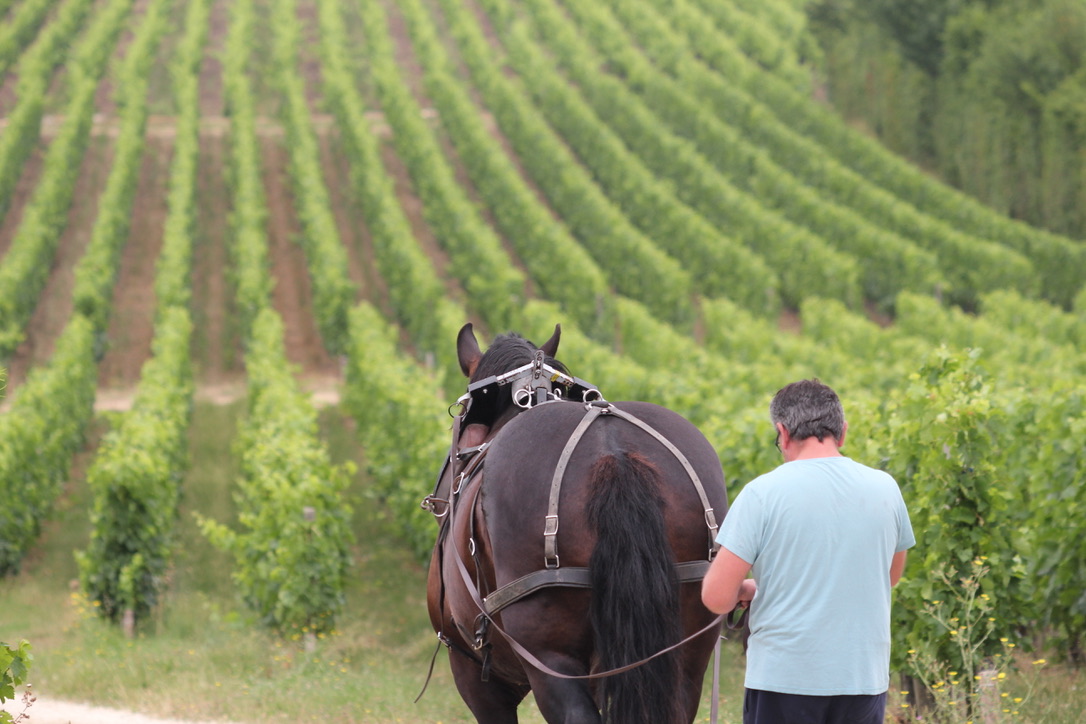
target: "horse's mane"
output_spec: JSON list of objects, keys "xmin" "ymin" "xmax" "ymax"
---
[{"xmin": 472, "ymin": 332, "xmax": 569, "ymax": 382}]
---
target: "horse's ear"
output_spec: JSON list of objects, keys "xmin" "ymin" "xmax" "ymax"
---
[
  {"xmin": 540, "ymin": 324, "xmax": 561, "ymax": 359},
  {"xmin": 457, "ymin": 323, "xmax": 482, "ymax": 378}
]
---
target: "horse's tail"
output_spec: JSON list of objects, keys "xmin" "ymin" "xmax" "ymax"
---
[{"xmin": 587, "ymin": 451, "xmax": 685, "ymax": 724}]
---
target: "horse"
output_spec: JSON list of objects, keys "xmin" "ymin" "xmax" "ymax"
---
[{"xmin": 424, "ymin": 323, "xmax": 730, "ymax": 724}]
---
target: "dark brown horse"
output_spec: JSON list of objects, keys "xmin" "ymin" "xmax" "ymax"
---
[{"xmin": 425, "ymin": 323, "xmax": 729, "ymax": 723}]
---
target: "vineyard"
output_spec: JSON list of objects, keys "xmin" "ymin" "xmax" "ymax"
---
[{"xmin": 1, "ymin": 0, "xmax": 1085, "ymax": 719}]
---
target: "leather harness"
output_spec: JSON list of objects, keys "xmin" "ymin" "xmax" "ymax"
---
[{"xmin": 420, "ymin": 355, "xmax": 742, "ymax": 720}]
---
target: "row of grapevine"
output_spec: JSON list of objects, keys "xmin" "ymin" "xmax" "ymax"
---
[
  {"xmin": 77, "ymin": 0, "xmax": 205, "ymax": 628},
  {"xmin": 401, "ymin": 0, "xmax": 767, "ymax": 421},
  {"xmin": 502, "ymin": 0, "xmax": 863, "ymax": 311},
  {"xmin": 196, "ymin": 0, "xmax": 354, "ymax": 636},
  {"xmin": 718, "ymin": 0, "xmax": 810, "ymax": 51},
  {"xmin": 566, "ymin": 0, "xmax": 1041, "ymax": 311},
  {"xmin": 0, "ymin": 0, "xmax": 58, "ymax": 77},
  {"xmin": 437, "ymin": 0, "xmax": 698, "ymax": 329},
  {"xmin": 669, "ymin": 0, "xmax": 1086, "ymax": 309},
  {"xmin": 977, "ymin": 291, "xmax": 1086, "ymax": 352},
  {"xmin": 268, "ymin": 0, "xmax": 355, "ymax": 356},
  {"xmin": 0, "ymin": 0, "xmax": 144, "ymax": 574},
  {"xmin": 394, "ymin": 0, "xmax": 611, "ymax": 333},
  {"xmin": 70, "ymin": 0, "xmax": 172, "ymax": 335},
  {"xmin": 532, "ymin": 0, "xmax": 944, "ymax": 310},
  {"xmin": 690, "ymin": 0, "xmax": 809, "ymax": 89},
  {"xmin": 311, "ymin": 0, "xmax": 466, "ymax": 388},
  {"xmin": 893, "ymin": 293, "xmax": 1085, "ymax": 377},
  {"xmin": 0, "ymin": 0, "xmax": 94, "ymax": 221},
  {"xmin": 338, "ymin": 0, "xmax": 525, "ymax": 338},
  {"xmin": 342, "ymin": 303, "xmax": 448, "ymax": 559},
  {"xmin": 0, "ymin": 316, "xmax": 97, "ymax": 574},
  {"xmin": 0, "ymin": 0, "xmax": 134, "ymax": 357}
]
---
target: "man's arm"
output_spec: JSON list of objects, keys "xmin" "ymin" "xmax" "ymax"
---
[
  {"xmin": 701, "ymin": 546, "xmax": 755, "ymax": 614},
  {"xmin": 890, "ymin": 550, "xmax": 908, "ymax": 587}
]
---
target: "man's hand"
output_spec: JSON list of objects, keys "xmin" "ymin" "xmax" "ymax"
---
[
  {"xmin": 702, "ymin": 546, "xmax": 754, "ymax": 614},
  {"xmin": 736, "ymin": 578, "xmax": 757, "ymax": 610}
]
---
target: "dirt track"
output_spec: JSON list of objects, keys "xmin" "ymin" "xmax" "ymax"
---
[{"xmin": 2, "ymin": 694, "xmax": 240, "ymax": 724}]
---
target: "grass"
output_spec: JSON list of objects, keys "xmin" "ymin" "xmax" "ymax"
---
[{"xmin": 0, "ymin": 400, "xmax": 748, "ymax": 722}]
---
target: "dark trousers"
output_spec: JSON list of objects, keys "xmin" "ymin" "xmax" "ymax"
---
[{"xmin": 743, "ymin": 688, "xmax": 887, "ymax": 724}]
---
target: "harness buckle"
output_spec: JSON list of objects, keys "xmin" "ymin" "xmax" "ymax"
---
[
  {"xmin": 544, "ymin": 515, "xmax": 560, "ymax": 568},
  {"xmin": 543, "ymin": 514, "xmax": 559, "ymax": 536},
  {"xmin": 421, "ymin": 495, "xmax": 449, "ymax": 518}
]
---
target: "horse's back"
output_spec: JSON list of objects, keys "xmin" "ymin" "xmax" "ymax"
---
[{"xmin": 480, "ymin": 400, "xmax": 727, "ymax": 577}]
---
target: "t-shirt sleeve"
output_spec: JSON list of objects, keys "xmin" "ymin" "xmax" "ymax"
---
[
  {"xmin": 715, "ymin": 485, "xmax": 762, "ymax": 566},
  {"xmin": 895, "ymin": 487, "xmax": 916, "ymax": 552}
]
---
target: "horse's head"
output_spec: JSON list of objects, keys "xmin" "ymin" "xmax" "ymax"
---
[
  {"xmin": 457, "ymin": 322, "xmax": 563, "ymax": 382},
  {"xmin": 451, "ymin": 323, "xmax": 573, "ymax": 438},
  {"xmin": 454, "ymin": 323, "xmax": 566, "ymax": 438}
]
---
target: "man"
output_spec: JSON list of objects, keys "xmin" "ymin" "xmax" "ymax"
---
[{"xmin": 702, "ymin": 379, "xmax": 914, "ymax": 724}]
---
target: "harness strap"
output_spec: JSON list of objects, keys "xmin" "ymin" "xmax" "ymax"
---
[
  {"xmin": 483, "ymin": 560, "xmax": 712, "ymax": 616},
  {"xmin": 607, "ymin": 405, "xmax": 720, "ymax": 558},
  {"xmin": 450, "ymin": 529, "xmax": 724, "ymax": 682},
  {"xmin": 545, "ymin": 402, "xmax": 719, "ymax": 567},
  {"xmin": 544, "ymin": 403, "xmax": 608, "ymax": 567}
]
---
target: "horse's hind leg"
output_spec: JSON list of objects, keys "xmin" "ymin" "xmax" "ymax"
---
[
  {"xmin": 524, "ymin": 659, "xmax": 600, "ymax": 724},
  {"xmin": 449, "ymin": 653, "xmax": 525, "ymax": 724}
]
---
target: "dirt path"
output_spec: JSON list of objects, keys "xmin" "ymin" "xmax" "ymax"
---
[{"xmin": 2, "ymin": 694, "xmax": 240, "ymax": 724}]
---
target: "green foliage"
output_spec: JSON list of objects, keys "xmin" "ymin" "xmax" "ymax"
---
[
  {"xmin": 200, "ymin": 310, "xmax": 355, "ymax": 634},
  {"xmin": 480, "ymin": 1, "xmax": 781, "ymax": 316},
  {"xmin": 864, "ymin": 0, "xmax": 968, "ymax": 76},
  {"xmin": 72, "ymin": 0, "xmax": 172, "ymax": 336},
  {"xmin": 77, "ymin": 308, "xmax": 194, "ymax": 625},
  {"xmin": 397, "ymin": 0, "xmax": 612, "ymax": 332},
  {"xmin": 1016, "ymin": 387, "xmax": 1086, "ymax": 656},
  {"xmin": 269, "ymin": 0, "xmax": 355, "ymax": 356},
  {"xmin": 221, "ymin": 0, "xmax": 271, "ymax": 337},
  {"xmin": 0, "ymin": 316, "xmax": 97, "ymax": 575},
  {"xmin": 532, "ymin": 0, "xmax": 863, "ymax": 311},
  {"xmin": 903, "ymin": 561, "xmax": 1037, "ymax": 722},
  {"xmin": 810, "ymin": 0, "xmax": 1086, "ymax": 246},
  {"xmin": 0, "ymin": 0, "xmax": 135, "ymax": 356},
  {"xmin": 316, "ymin": 0, "xmax": 464, "ymax": 382},
  {"xmin": 440, "ymin": 0, "xmax": 697, "ymax": 328},
  {"xmin": 345, "ymin": 0, "xmax": 525, "ymax": 337},
  {"xmin": 343, "ymin": 303, "xmax": 448, "ymax": 559},
  {"xmin": 879, "ymin": 348, "xmax": 1026, "ymax": 673},
  {"xmin": 0, "ymin": 0, "xmax": 94, "ymax": 222},
  {"xmin": 0, "ymin": 639, "xmax": 32, "ymax": 724}
]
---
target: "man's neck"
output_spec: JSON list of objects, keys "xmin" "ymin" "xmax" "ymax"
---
[{"xmin": 785, "ymin": 437, "xmax": 844, "ymax": 462}]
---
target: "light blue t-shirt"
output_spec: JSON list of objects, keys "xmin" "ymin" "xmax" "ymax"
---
[{"xmin": 716, "ymin": 456, "xmax": 914, "ymax": 696}]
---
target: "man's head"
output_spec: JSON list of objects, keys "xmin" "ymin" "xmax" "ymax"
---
[{"xmin": 769, "ymin": 379, "xmax": 846, "ymax": 444}]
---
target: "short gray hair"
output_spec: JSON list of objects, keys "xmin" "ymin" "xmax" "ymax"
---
[{"xmin": 769, "ymin": 379, "xmax": 845, "ymax": 443}]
